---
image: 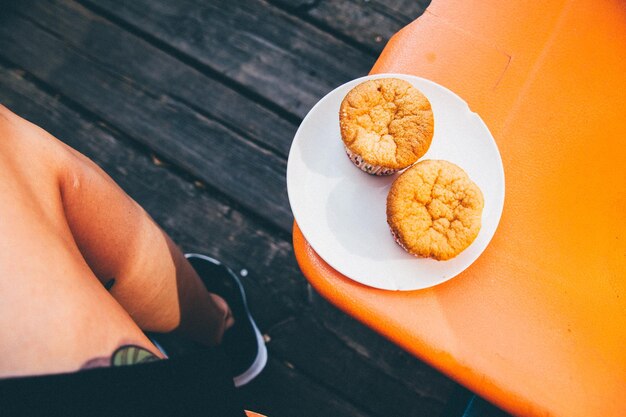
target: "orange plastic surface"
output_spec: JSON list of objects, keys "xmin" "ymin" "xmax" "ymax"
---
[{"xmin": 293, "ymin": 0, "xmax": 626, "ymax": 416}]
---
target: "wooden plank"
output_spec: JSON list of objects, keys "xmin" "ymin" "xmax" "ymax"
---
[
  {"xmin": 0, "ymin": 63, "xmax": 304, "ymax": 326},
  {"xmin": 9, "ymin": 0, "xmax": 297, "ymax": 159},
  {"xmin": 240, "ymin": 358, "xmax": 375, "ymax": 417},
  {"xmin": 310, "ymin": 291, "xmax": 456, "ymax": 403},
  {"xmin": 371, "ymin": 0, "xmax": 432, "ymax": 21},
  {"xmin": 0, "ymin": 8, "xmax": 293, "ymax": 232},
  {"xmin": 270, "ymin": 0, "xmax": 430, "ymax": 54},
  {"xmin": 266, "ymin": 315, "xmax": 452, "ymax": 417},
  {"xmin": 80, "ymin": 0, "xmax": 373, "ymax": 118}
]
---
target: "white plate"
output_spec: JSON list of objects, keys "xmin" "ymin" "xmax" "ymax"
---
[{"xmin": 287, "ymin": 74, "xmax": 505, "ymax": 291}]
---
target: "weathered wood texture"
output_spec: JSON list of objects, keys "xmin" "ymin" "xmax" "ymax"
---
[
  {"xmin": 0, "ymin": 0, "xmax": 465, "ymax": 416},
  {"xmin": 0, "ymin": 3, "xmax": 293, "ymax": 232},
  {"xmin": 270, "ymin": 0, "xmax": 431, "ymax": 54},
  {"xmin": 80, "ymin": 0, "xmax": 373, "ymax": 118},
  {"xmin": 265, "ymin": 315, "xmax": 453, "ymax": 417}
]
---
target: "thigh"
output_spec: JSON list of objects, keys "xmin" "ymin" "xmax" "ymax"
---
[
  {"xmin": 0, "ymin": 107, "xmax": 225, "ymax": 340},
  {"xmin": 0, "ymin": 106, "xmax": 161, "ymax": 378}
]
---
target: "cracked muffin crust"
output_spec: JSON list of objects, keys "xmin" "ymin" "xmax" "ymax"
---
[
  {"xmin": 340, "ymin": 78, "xmax": 434, "ymax": 175},
  {"xmin": 387, "ymin": 160, "xmax": 484, "ymax": 260}
]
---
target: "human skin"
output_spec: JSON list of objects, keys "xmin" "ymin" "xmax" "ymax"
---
[{"xmin": 0, "ymin": 105, "xmax": 233, "ymax": 377}]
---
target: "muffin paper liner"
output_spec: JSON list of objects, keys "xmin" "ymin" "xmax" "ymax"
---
[
  {"xmin": 389, "ymin": 226, "xmax": 411, "ymax": 254},
  {"xmin": 344, "ymin": 146, "xmax": 398, "ymax": 176}
]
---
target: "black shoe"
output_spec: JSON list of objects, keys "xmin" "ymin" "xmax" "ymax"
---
[{"xmin": 185, "ymin": 253, "xmax": 267, "ymax": 387}]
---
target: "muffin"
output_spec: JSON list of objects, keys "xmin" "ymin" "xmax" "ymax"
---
[
  {"xmin": 340, "ymin": 78, "xmax": 434, "ymax": 175},
  {"xmin": 386, "ymin": 160, "xmax": 484, "ymax": 260}
]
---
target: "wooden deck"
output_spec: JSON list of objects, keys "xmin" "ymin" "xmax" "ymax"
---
[{"xmin": 0, "ymin": 0, "xmax": 469, "ymax": 415}]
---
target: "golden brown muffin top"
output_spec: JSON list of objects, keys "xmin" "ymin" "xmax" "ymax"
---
[
  {"xmin": 387, "ymin": 160, "xmax": 484, "ymax": 260},
  {"xmin": 340, "ymin": 78, "xmax": 434, "ymax": 169}
]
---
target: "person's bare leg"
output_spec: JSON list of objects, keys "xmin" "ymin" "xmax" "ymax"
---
[
  {"xmin": 0, "ymin": 106, "xmax": 231, "ymax": 377},
  {"xmin": 57, "ymin": 129, "xmax": 234, "ymax": 346}
]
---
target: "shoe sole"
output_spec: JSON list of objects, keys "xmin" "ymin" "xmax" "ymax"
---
[{"xmin": 185, "ymin": 253, "xmax": 268, "ymax": 387}]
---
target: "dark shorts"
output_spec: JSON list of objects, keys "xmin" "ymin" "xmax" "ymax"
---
[{"xmin": 0, "ymin": 347, "xmax": 245, "ymax": 417}]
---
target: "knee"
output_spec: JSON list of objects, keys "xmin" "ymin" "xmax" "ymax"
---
[
  {"xmin": 0, "ymin": 105, "xmax": 65, "ymax": 162},
  {"xmin": 0, "ymin": 104, "xmax": 21, "ymax": 136},
  {"xmin": 0, "ymin": 104, "xmax": 14, "ymax": 121},
  {"xmin": 0, "ymin": 104, "xmax": 9, "ymax": 120},
  {"xmin": 0, "ymin": 104, "xmax": 36, "ymax": 135}
]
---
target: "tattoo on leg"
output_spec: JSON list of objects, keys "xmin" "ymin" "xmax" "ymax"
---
[
  {"xmin": 111, "ymin": 345, "xmax": 159, "ymax": 366},
  {"xmin": 81, "ymin": 345, "xmax": 160, "ymax": 370}
]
